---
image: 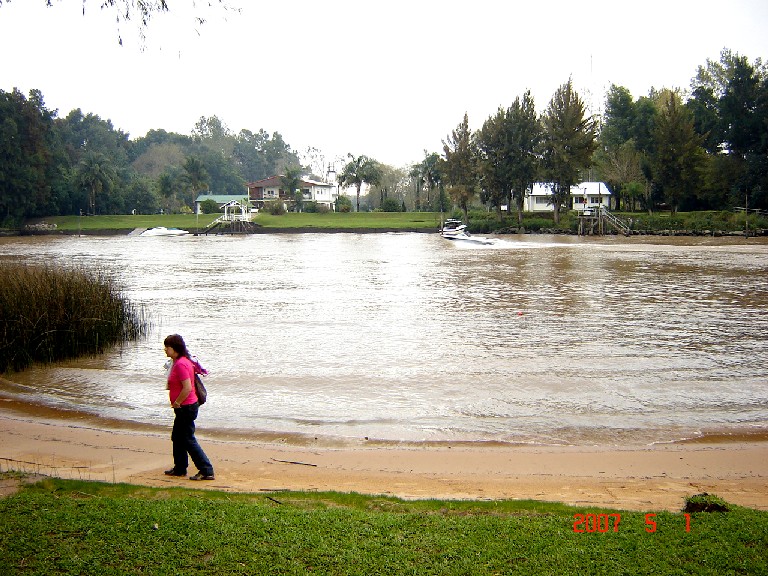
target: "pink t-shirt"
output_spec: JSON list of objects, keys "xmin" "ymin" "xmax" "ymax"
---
[{"xmin": 167, "ymin": 356, "xmax": 198, "ymax": 406}]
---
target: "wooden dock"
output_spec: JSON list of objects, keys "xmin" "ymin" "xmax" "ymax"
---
[{"xmin": 578, "ymin": 207, "xmax": 631, "ymax": 236}]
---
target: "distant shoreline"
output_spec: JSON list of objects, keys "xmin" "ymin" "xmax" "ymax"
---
[
  {"xmin": 8, "ymin": 211, "xmax": 766, "ymax": 237},
  {"xmin": 8, "ymin": 227, "xmax": 766, "ymax": 238}
]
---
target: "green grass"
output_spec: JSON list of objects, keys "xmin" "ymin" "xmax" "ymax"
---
[
  {"xmin": 26, "ymin": 212, "xmax": 443, "ymax": 232},
  {"xmin": 26, "ymin": 214, "xmax": 220, "ymax": 231},
  {"xmin": 254, "ymin": 211, "xmax": 442, "ymax": 230},
  {"xmin": 1, "ymin": 476, "xmax": 766, "ymax": 575},
  {"xmin": 467, "ymin": 209, "xmax": 766, "ymax": 234},
  {"xmin": 22, "ymin": 209, "xmax": 766, "ymax": 234}
]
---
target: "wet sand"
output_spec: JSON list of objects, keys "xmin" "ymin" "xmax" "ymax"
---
[{"xmin": 1, "ymin": 403, "xmax": 766, "ymax": 512}]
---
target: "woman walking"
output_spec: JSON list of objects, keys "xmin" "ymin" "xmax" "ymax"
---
[{"xmin": 163, "ymin": 334, "xmax": 215, "ymax": 481}]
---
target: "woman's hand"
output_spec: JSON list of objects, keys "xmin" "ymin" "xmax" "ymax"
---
[{"xmin": 172, "ymin": 378, "xmax": 192, "ymax": 408}]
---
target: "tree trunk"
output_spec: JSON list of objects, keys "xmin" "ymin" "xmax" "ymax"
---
[
  {"xmin": 356, "ymin": 183, "xmax": 361, "ymax": 212},
  {"xmin": 645, "ymin": 181, "xmax": 653, "ymax": 215}
]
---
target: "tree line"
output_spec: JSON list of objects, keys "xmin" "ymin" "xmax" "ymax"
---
[
  {"xmin": 2, "ymin": 49, "xmax": 766, "ymax": 225},
  {"xmin": 399, "ymin": 49, "xmax": 767, "ymax": 222},
  {"xmin": 0, "ymin": 95, "xmax": 302, "ymax": 226}
]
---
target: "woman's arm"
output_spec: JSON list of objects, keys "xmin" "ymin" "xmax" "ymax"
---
[{"xmin": 172, "ymin": 379, "xmax": 192, "ymax": 408}]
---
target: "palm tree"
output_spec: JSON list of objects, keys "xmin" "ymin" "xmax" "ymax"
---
[
  {"xmin": 418, "ymin": 152, "xmax": 443, "ymax": 211},
  {"xmin": 76, "ymin": 152, "xmax": 116, "ymax": 215},
  {"xmin": 337, "ymin": 154, "xmax": 382, "ymax": 212},
  {"xmin": 408, "ymin": 165, "xmax": 422, "ymax": 211},
  {"xmin": 180, "ymin": 156, "xmax": 210, "ymax": 212}
]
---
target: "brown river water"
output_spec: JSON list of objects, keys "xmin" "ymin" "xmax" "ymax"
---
[{"xmin": 1, "ymin": 232, "xmax": 767, "ymax": 447}]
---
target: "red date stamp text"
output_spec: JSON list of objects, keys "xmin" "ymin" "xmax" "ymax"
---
[{"xmin": 573, "ymin": 513, "xmax": 691, "ymax": 533}]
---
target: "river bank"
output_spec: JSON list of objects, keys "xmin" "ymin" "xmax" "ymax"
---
[
  {"xmin": 11, "ymin": 226, "xmax": 767, "ymax": 237},
  {"xmin": 1, "ymin": 404, "xmax": 767, "ymax": 511},
  {"xmin": 8, "ymin": 210, "xmax": 767, "ymax": 237}
]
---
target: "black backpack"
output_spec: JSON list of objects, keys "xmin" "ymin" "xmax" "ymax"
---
[{"xmin": 194, "ymin": 373, "xmax": 207, "ymax": 405}]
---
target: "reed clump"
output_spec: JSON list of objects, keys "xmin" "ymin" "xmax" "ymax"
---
[{"xmin": 0, "ymin": 262, "xmax": 148, "ymax": 373}]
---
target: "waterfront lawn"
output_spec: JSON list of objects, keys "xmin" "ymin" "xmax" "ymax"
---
[
  {"xmin": 255, "ymin": 211, "xmax": 441, "ymax": 230},
  {"xmin": 29, "ymin": 214, "xmax": 220, "ymax": 231},
  {"xmin": 1, "ymin": 477, "xmax": 766, "ymax": 575},
  {"xmin": 28, "ymin": 212, "xmax": 442, "ymax": 232}
]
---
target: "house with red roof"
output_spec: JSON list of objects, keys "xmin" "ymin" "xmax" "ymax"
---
[{"xmin": 246, "ymin": 175, "xmax": 338, "ymax": 211}]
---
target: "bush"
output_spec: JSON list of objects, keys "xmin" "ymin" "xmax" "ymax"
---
[
  {"xmin": 265, "ymin": 201, "xmax": 287, "ymax": 215},
  {"xmin": 380, "ymin": 198, "xmax": 403, "ymax": 212},
  {"xmin": 335, "ymin": 196, "xmax": 352, "ymax": 213},
  {"xmin": 683, "ymin": 493, "xmax": 730, "ymax": 513},
  {"xmin": 521, "ymin": 217, "xmax": 553, "ymax": 232},
  {"xmin": 199, "ymin": 199, "xmax": 221, "ymax": 214},
  {"xmin": 0, "ymin": 263, "xmax": 149, "ymax": 373}
]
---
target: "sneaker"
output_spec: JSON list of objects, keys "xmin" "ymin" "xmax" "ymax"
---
[
  {"xmin": 164, "ymin": 469, "xmax": 186, "ymax": 476},
  {"xmin": 189, "ymin": 472, "xmax": 215, "ymax": 481}
]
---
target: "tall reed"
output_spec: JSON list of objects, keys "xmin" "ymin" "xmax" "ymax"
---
[{"xmin": 0, "ymin": 262, "xmax": 149, "ymax": 373}]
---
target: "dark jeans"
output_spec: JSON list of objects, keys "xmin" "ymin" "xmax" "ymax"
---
[{"xmin": 171, "ymin": 403, "xmax": 214, "ymax": 476}]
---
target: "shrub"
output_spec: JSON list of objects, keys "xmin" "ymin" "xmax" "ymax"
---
[
  {"xmin": 380, "ymin": 198, "xmax": 403, "ymax": 212},
  {"xmin": 265, "ymin": 201, "xmax": 287, "ymax": 215},
  {"xmin": 683, "ymin": 493, "xmax": 730, "ymax": 513},
  {"xmin": 335, "ymin": 196, "xmax": 352, "ymax": 213},
  {"xmin": 199, "ymin": 199, "xmax": 221, "ymax": 214},
  {"xmin": 0, "ymin": 263, "xmax": 149, "ymax": 373},
  {"xmin": 522, "ymin": 218, "xmax": 553, "ymax": 232}
]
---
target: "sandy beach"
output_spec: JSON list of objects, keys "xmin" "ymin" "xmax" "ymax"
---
[{"xmin": 1, "ymin": 402, "xmax": 766, "ymax": 512}]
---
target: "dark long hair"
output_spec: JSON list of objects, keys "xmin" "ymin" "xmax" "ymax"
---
[{"xmin": 164, "ymin": 334, "xmax": 191, "ymax": 360}]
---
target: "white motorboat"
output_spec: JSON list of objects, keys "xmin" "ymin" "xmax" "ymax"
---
[
  {"xmin": 440, "ymin": 218, "xmax": 468, "ymax": 239},
  {"xmin": 440, "ymin": 219, "xmax": 496, "ymax": 245},
  {"xmin": 139, "ymin": 226, "xmax": 190, "ymax": 237}
]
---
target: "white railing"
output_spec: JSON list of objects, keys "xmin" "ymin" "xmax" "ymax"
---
[{"xmin": 599, "ymin": 206, "xmax": 631, "ymax": 235}]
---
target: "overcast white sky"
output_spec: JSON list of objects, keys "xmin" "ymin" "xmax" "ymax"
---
[{"xmin": 1, "ymin": 0, "xmax": 767, "ymax": 171}]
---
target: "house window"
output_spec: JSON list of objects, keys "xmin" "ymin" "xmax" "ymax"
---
[{"xmin": 536, "ymin": 197, "xmax": 550, "ymax": 204}]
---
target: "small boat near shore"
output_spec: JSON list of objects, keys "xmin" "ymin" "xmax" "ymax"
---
[
  {"xmin": 440, "ymin": 218, "xmax": 467, "ymax": 239},
  {"xmin": 139, "ymin": 227, "xmax": 190, "ymax": 237},
  {"xmin": 439, "ymin": 219, "xmax": 496, "ymax": 245}
]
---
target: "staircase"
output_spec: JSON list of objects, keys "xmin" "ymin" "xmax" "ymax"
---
[
  {"xmin": 196, "ymin": 215, "xmax": 260, "ymax": 235},
  {"xmin": 599, "ymin": 206, "xmax": 632, "ymax": 235},
  {"xmin": 198, "ymin": 217, "xmax": 225, "ymax": 235}
]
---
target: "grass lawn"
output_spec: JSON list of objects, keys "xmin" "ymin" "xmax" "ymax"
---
[
  {"xmin": 1, "ymin": 476, "xmax": 766, "ymax": 575},
  {"xmin": 28, "ymin": 212, "xmax": 444, "ymax": 232},
  {"xmin": 23, "ymin": 210, "xmax": 765, "ymax": 235}
]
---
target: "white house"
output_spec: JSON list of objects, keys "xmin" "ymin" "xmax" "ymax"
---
[
  {"xmin": 523, "ymin": 182, "xmax": 612, "ymax": 213},
  {"xmin": 570, "ymin": 182, "xmax": 612, "ymax": 213},
  {"xmin": 247, "ymin": 175, "xmax": 338, "ymax": 210},
  {"xmin": 301, "ymin": 177, "xmax": 337, "ymax": 208}
]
